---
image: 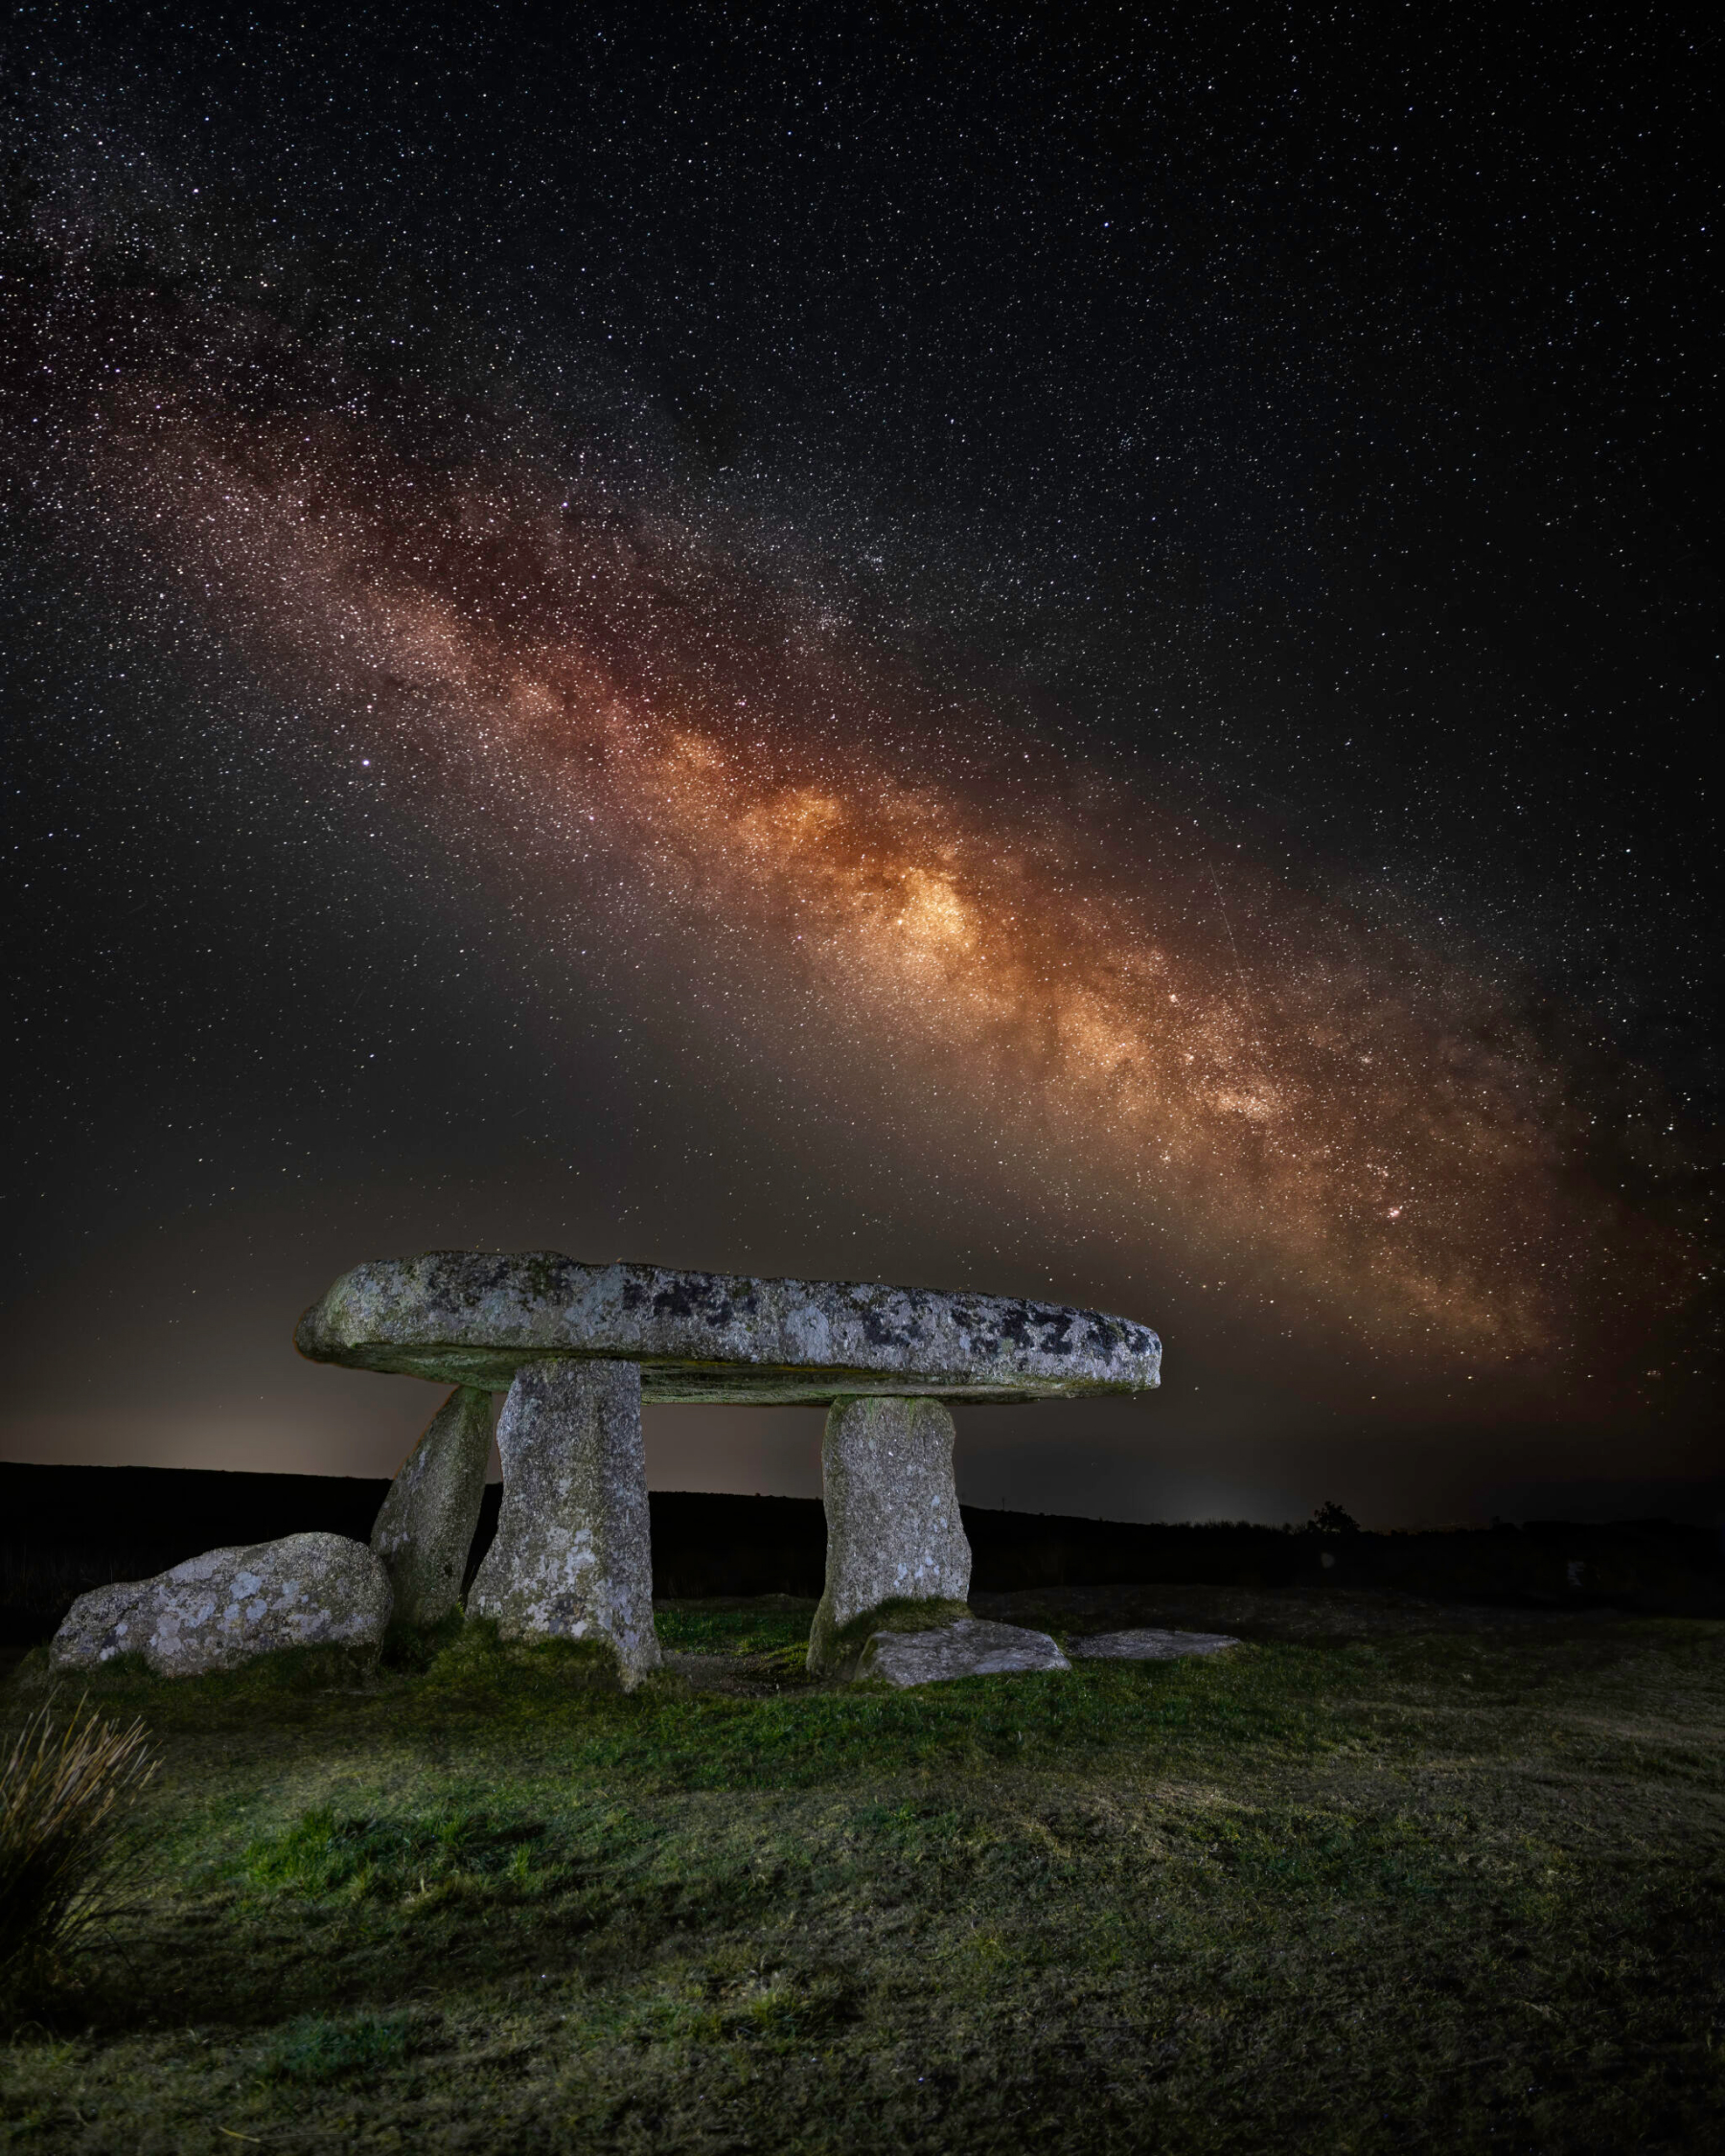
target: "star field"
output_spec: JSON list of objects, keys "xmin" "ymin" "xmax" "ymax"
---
[{"xmin": 2, "ymin": 3, "xmax": 1715, "ymax": 1508}]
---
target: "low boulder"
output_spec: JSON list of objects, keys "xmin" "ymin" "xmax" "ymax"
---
[
  {"xmin": 49, "ymin": 1532, "xmax": 392, "ymax": 1678},
  {"xmin": 854, "ymin": 1617, "xmax": 1069, "ymax": 1687},
  {"xmin": 1066, "ymin": 1627, "xmax": 1239, "ymax": 1661}
]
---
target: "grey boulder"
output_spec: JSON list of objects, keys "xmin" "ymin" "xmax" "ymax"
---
[
  {"xmin": 1066, "ymin": 1627, "xmax": 1240, "ymax": 1661},
  {"xmin": 49, "ymin": 1532, "xmax": 393, "ymax": 1678},
  {"xmin": 854, "ymin": 1617, "xmax": 1070, "ymax": 1687}
]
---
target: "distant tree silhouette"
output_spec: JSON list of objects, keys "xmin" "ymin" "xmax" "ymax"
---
[{"xmin": 1308, "ymin": 1501, "xmax": 1361, "ymax": 1535}]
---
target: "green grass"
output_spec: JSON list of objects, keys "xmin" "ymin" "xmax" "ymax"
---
[
  {"xmin": 259, "ymin": 2011, "xmax": 416, "ymax": 2085},
  {"xmin": 1, "ymin": 1597, "xmax": 1721, "ymax": 2152},
  {"xmin": 653, "ymin": 1599, "xmax": 816, "ymax": 1656}
]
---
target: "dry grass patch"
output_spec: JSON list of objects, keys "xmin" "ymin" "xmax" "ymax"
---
[{"xmin": 0, "ymin": 1698, "xmax": 155, "ymax": 1995}]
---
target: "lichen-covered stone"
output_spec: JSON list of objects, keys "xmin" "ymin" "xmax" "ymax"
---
[
  {"xmin": 854, "ymin": 1618, "xmax": 1070, "ymax": 1687},
  {"xmin": 294, "ymin": 1251, "xmax": 1162, "ymax": 1404},
  {"xmin": 370, "ymin": 1386, "xmax": 494, "ymax": 1625},
  {"xmin": 50, "ymin": 1533, "xmax": 391, "ymax": 1678},
  {"xmin": 467, "ymin": 1359, "xmax": 660, "ymax": 1684},
  {"xmin": 1066, "ymin": 1627, "xmax": 1240, "ymax": 1661},
  {"xmin": 807, "ymin": 1396, "xmax": 972, "ymax": 1675}
]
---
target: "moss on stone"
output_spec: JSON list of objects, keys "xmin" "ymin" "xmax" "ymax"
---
[
  {"xmin": 425, "ymin": 1616, "xmax": 627, "ymax": 1692},
  {"xmin": 805, "ymin": 1595, "xmax": 972, "ymax": 1678}
]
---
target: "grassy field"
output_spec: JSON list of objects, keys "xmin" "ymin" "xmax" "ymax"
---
[{"xmin": 1, "ymin": 1587, "xmax": 1721, "ymax": 2153}]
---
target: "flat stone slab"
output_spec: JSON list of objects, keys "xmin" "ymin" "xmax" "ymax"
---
[
  {"xmin": 1066, "ymin": 1627, "xmax": 1240, "ymax": 1660},
  {"xmin": 855, "ymin": 1618, "xmax": 1070, "ymax": 1686},
  {"xmin": 50, "ymin": 1532, "xmax": 392, "ymax": 1678},
  {"xmin": 295, "ymin": 1251, "xmax": 1162, "ymax": 1404}
]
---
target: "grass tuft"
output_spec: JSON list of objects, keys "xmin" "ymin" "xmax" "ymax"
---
[{"xmin": 0, "ymin": 1694, "xmax": 156, "ymax": 1991}]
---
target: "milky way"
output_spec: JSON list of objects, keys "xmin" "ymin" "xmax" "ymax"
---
[
  {"xmin": 4, "ymin": 7, "xmax": 1716, "ymax": 1525},
  {"xmin": 10, "ymin": 280, "xmax": 1680, "ymax": 1410}
]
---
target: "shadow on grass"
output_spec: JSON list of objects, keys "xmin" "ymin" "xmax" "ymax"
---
[
  {"xmin": 4, "ymin": 1607, "xmax": 1722, "ymax": 2151},
  {"xmin": 80, "ymin": 1780, "xmax": 1482, "ymax": 2037}
]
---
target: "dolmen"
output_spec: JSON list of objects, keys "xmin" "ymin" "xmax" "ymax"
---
[{"xmin": 294, "ymin": 1251, "xmax": 1162, "ymax": 1685}]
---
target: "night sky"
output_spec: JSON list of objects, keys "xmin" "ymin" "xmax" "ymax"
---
[{"xmin": 3, "ymin": 3, "xmax": 1716, "ymax": 1526}]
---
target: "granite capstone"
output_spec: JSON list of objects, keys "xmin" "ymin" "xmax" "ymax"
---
[{"xmin": 294, "ymin": 1251, "xmax": 1162, "ymax": 1403}]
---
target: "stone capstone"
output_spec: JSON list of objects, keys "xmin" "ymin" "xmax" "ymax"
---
[
  {"xmin": 1065, "ymin": 1627, "xmax": 1240, "ymax": 1661},
  {"xmin": 466, "ymin": 1358, "xmax": 660, "ymax": 1684},
  {"xmin": 854, "ymin": 1617, "xmax": 1070, "ymax": 1687},
  {"xmin": 49, "ymin": 1532, "xmax": 392, "ymax": 1678},
  {"xmin": 294, "ymin": 1250, "xmax": 1162, "ymax": 1404},
  {"xmin": 370, "ymin": 1385, "xmax": 494, "ymax": 1626},
  {"xmin": 808, "ymin": 1395, "xmax": 972, "ymax": 1674}
]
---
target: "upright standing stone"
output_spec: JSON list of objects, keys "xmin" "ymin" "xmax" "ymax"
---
[
  {"xmin": 808, "ymin": 1396, "xmax": 972, "ymax": 1674},
  {"xmin": 370, "ymin": 1386, "xmax": 494, "ymax": 1626},
  {"xmin": 468, "ymin": 1359, "xmax": 660, "ymax": 1684}
]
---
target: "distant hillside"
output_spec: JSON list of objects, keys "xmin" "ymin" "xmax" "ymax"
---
[{"xmin": 3, "ymin": 1461, "xmax": 1720, "ymax": 1643}]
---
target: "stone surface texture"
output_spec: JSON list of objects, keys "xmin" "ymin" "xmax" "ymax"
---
[
  {"xmin": 50, "ymin": 1532, "xmax": 392, "ymax": 1677},
  {"xmin": 467, "ymin": 1358, "xmax": 660, "ymax": 1683},
  {"xmin": 1066, "ymin": 1627, "xmax": 1240, "ymax": 1660},
  {"xmin": 808, "ymin": 1396, "xmax": 972, "ymax": 1674},
  {"xmin": 370, "ymin": 1385, "xmax": 494, "ymax": 1625},
  {"xmin": 855, "ymin": 1617, "xmax": 1070, "ymax": 1687},
  {"xmin": 295, "ymin": 1250, "xmax": 1161, "ymax": 1404}
]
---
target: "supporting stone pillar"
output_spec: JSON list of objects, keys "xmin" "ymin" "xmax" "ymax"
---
[
  {"xmin": 468, "ymin": 1358, "xmax": 661, "ymax": 1685},
  {"xmin": 807, "ymin": 1395, "xmax": 972, "ymax": 1676},
  {"xmin": 370, "ymin": 1385, "xmax": 494, "ymax": 1626}
]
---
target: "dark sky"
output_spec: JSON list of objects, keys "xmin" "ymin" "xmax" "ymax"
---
[{"xmin": 3, "ymin": 2, "xmax": 1717, "ymax": 1525}]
